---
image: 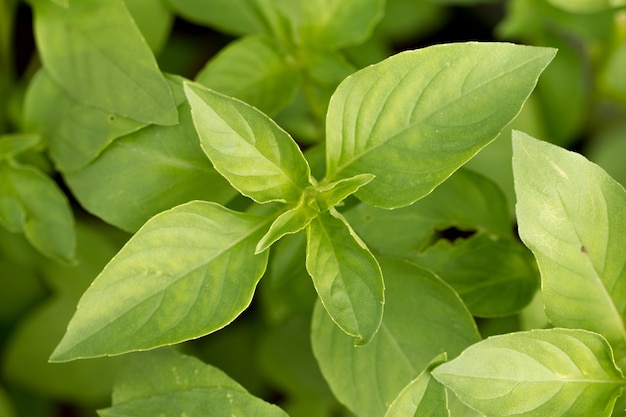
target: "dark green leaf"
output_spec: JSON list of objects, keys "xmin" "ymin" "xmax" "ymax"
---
[
  {"xmin": 325, "ymin": 42, "xmax": 556, "ymax": 208},
  {"xmin": 0, "ymin": 161, "xmax": 75, "ymax": 263},
  {"xmin": 50, "ymin": 201, "xmax": 270, "ymax": 361}
]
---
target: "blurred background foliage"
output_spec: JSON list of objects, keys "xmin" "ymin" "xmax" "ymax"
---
[{"xmin": 1, "ymin": 0, "xmax": 625, "ymax": 416}]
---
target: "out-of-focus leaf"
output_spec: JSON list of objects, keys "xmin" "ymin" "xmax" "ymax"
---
[{"xmin": 124, "ymin": 0, "xmax": 173, "ymax": 54}]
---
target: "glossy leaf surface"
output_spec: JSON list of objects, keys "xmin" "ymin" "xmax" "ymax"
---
[
  {"xmin": 32, "ymin": 0, "xmax": 177, "ymax": 125},
  {"xmin": 50, "ymin": 201, "xmax": 270, "ymax": 361},
  {"xmin": 311, "ymin": 257, "xmax": 480, "ymax": 417},
  {"xmin": 306, "ymin": 209, "xmax": 384, "ymax": 345},
  {"xmin": 513, "ymin": 131, "xmax": 626, "ymax": 356},
  {"xmin": 99, "ymin": 349, "xmax": 288, "ymax": 417},
  {"xmin": 325, "ymin": 42, "xmax": 555, "ymax": 208},
  {"xmin": 433, "ymin": 328, "xmax": 626, "ymax": 417},
  {"xmin": 185, "ymin": 82, "xmax": 311, "ymax": 204}
]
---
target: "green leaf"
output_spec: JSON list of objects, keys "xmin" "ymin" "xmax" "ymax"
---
[
  {"xmin": 547, "ymin": 0, "xmax": 626, "ymax": 13},
  {"xmin": 345, "ymin": 168, "xmax": 513, "ymax": 258},
  {"xmin": 124, "ymin": 0, "xmax": 173, "ymax": 54},
  {"xmin": 98, "ymin": 349, "xmax": 289, "ymax": 417},
  {"xmin": 64, "ymin": 76, "xmax": 238, "ymax": 232},
  {"xmin": 185, "ymin": 81, "xmax": 312, "ymax": 204},
  {"xmin": 311, "ymin": 257, "xmax": 480, "ymax": 417},
  {"xmin": 513, "ymin": 131, "xmax": 626, "ymax": 357},
  {"xmin": 415, "ymin": 233, "xmax": 538, "ymax": 317},
  {"xmin": 23, "ymin": 69, "xmax": 148, "ymax": 172},
  {"xmin": 384, "ymin": 353, "xmax": 448, "ymax": 417},
  {"xmin": 0, "ymin": 133, "xmax": 40, "ymax": 160},
  {"xmin": 32, "ymin": 0, "xmax": 177, "ymax": 125},
  {"xmin": 50, "ymin": 201, "xmax": 270, "ymax": 361},
  {"xmin": 196, "ymin": 35, "xmax": 300, "ymax": 116},
  {"xmin": 433, "ymin": 328, "xmax": 626, "ymax": 417},
  {"xmin": 256, "ymin": 201, "xmax": 318, "ymax": 254},
  {"xmin": 2, "ymin": 221, "xmax": 124, "ymax": 403},
  {"xmin": 315, "ymin": 173, "xmax": 375, "ymax": 212},
  {"xmin": 163, "ymin": 0, "xmax": 261, "ymax": 35},
  {"xmin": 325, "ymin": 42, "xmax": 556, "ymax": 208},
  {"xmin": 273, "ymin": 0, "xmax": 384, "ymax": 49},
  {"xmin": 306, "ymin": 209, "xmax": 384, "ymax": 345},
  {"xmin": 0, "ymin": 161, "xmax": 75, "ymax": 263}
]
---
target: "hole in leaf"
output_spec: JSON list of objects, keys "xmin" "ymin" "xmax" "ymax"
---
[{"xmin": 434, "ymin": 226, "xmax": 477, "ymax": 243}]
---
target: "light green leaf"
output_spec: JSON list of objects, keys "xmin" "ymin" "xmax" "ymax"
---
[
  {"xmin": 0, "ymin": 161, "xmax": 75, "ymax": 263},
  {"xmin": 311, "ymin": 257, "xmax": 480, "ymax": 417},
  {"xmin": 315, "ymin": 173, "xmax": 375, "ymax": 212},
  {"xmin": 306, "ymin": 209, "xmax": 384, "ymax": 345},
  {"xmin": 98, "ymin": 349, "xmax": 289, "ymax": 417},
  {"xmin": 32, "ymin": 0, "xmax": 177, "ymax": 125},
  {"xmin": 196, "ymin": 35, "xmax": 300, "ymax": 116},
  {"xmin": 325, "ymin": 42, "xmax": 556, "ymax": 208},
  {"xmin": 256, "ymin": 201, "xmax": 318, "ymax": 254},
  {"xmin": 124, "ymin": 0, "xmax": 173, "ymax": 54},
  {"xmin": 384, "ymin": 353, "xmax": 448, "ymax": 417},
  {"xmin": 50, "ymin": 201, "xmax": 270, "ymax": 361},
  {"xmin": 415, "ymin": 233, "xmax": 538, "ymax": 317},
  {"xmin": 273, "ymin": 0, "xmax": 384, "ymax": 49},
  {"xmin": 513, "ymin": 131, "xmax": 626, "ymax": 357},
  {"xmin": 64, "ymin": 76, "xmax": 238, "ymax": 232},
  {"xmin": 547, "ymin": 0, "xmax": 626, "ymax": 13},
  {"xmin": 0, "ymin": 134, "xmax": 40, "ymax": 160},
  {"xmin": 163, "ymin": 0, "xmax": 261, "ymax": 35},
  {"xmin": 23, "ymin": 69, "xmax": 148, "ymax": 172},
  {"xmin": 185, "ymin": 81, "xmax": 312, "ymax": 204},
  {"xmin": 433, "ymin": 328, "xmax": 626, "ymax": 417}
]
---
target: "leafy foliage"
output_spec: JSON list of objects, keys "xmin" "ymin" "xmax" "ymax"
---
[{"xmin": 2, "ymin": 1, "xmax": 626, "ymax": 416}]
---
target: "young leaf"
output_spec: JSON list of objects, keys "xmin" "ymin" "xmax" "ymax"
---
[
  {"xmin": 99, "ymin": 349, "xmax": 289, "ymax": 417},
  {"xmin": 64, "ymin": 76, "xmax": 238, "ymax": 232},
  {"xmin": 306, "ymin": 209, "xmax": 384, "ymax": 345},
  {"xmin": 50, "ymin": 201, "xmax": 270, "ymax": 361},
  {"xmin": 325, "ymin": 42, "xmax": 556, "ymax": 208},
  {"xmin": 513, "ymin": 131, "xmax": 626, "ymax": 356},
  {"xmin": 315, "ymin": 173, "xmax": 375, "ymax": 212},
  {"xmin": 184, "ymin": 82, "xmax": 312, "ymax": 204},
  {"xmin": 384, "ymin": 353, "xmax": 448, "ymax": 417},
  {"xmin": 0, "ymin": 161, "xmax": 75, "ymax": 263},
  {"xmin": 196, "ymin": 35, "xmax": 300, "ymax": 116},
  {"xmin": 31, "ymin": 0, "xmax": 177, "ymax": 125},
  {"xmin": 311, "ymin": 257, "xmax": 480, "ymax": 417},
  {"xmin": 256, "ymin": 200, "xmax": 318, "ymax": 254},
  {"xmin": 433, "ymin": 328, "xmax": 626, "ymax": 417}
]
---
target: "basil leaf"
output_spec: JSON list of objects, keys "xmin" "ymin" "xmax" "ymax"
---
[
  {"xmin": 325, "ymin": 42, "xmax": 556, "ymax": 208},
  {"xmin": 185, "ymin": 82, "xmax": 312, "ymax": 204},
  {"xmin": 50, "ymin": 201, "xmax": 270, "ymax": 361}
]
